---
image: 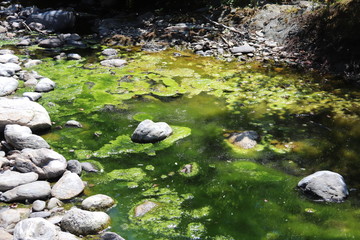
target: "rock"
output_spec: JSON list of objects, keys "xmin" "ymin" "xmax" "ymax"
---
[
  {"xmin": 24, "ymin": 59, "xmax": 42, "ymax": 68},
  {"xmin": 0, "ymin": 63, "xmax": 21, "ymax": 77},
  {"xmin": 100, "ymin": 59, "xmax": 127, "ymax": 68},
  {"xmin": 67, "ymin": 53, "xmax": 81, "ymax": 60},
  {"xmin": 4, "ymin": 124, "xmax": 50, "ymax": 150},
  {"xmin": 67, "ymin": 160, "xmax": 82, "ymax": 175},
  {"xmin": 131, "ymin": 119, "xmax": 173, "ymax": 143},
  {"xmin": 51, "ymin": 171, "xmax": 85, "ymax": 200},
  {"xmin": 47, "ymin": 197, "xmax": 63, "ymax": 209},
  {"xmin": 61, "ymin": 208, "xmax": 111, "ymax": 235},
  {"xmin": 0, "ymin": 157, "xmax": 10, "ymax": 169},
  {"xmin": 28, "ymin": 22, "xmax": 45, "ymax": 31},
  {"xmin": 102, "ymin": 48, "xmax": 118, "ymax": 56},
  {"xmin": 29, "ymin": 211, "xmax": 51, "ymax": 218},
  {"xmin": 0, "ymin": 50, "xmax": 14, "ymax": 55},
  {"xmin": 17, "ymin": 39, "xmax": 31, "ymax": 46},
  {"xmin": 23, "ymin": 92, "xmax": 42, "ymax": 101},
  {"xmin": 0, "ymin": 229, "xmax": 12, "ymax": 240},
  {"xmin": 0, "ymin": 170, "xmax": 38, "ymax": 191},
  {"xmin": 32, "ymin": 200, "xmax": 46, "ymax": 212},
  {"xmin": 134, "ymin": 200, "xmax": 158, "ymax": 217},
  {"xmin": 27, "ymin": 10, "xmax": 76, "ymax": 32},
  {"xmin": 58, "ymin": 231, "xmax": 79, "ymax": 240},
  {"xmin": 228, "ymin": 131, "xmax": 259, "ymax": 149},
  {"xmin": 0, "ymin": 97, "xmax": 51, "ymax": 131},
  {"xmin": 230, "ymin": 44, "xmax": 256, "ymax": 54},
  {"xmin": 0, "ymin": 54, "xmax": 19, "ymax": 64},
  {"xmin": 0, "ymin": 26, "xmax": 7, "ymax": 33},
  {"xmin": 0, "ymin": 181, "xmax": 51, "ymax": 202},
  {"xmin": 13, "ymin": 217, "xmax": 58, "ymax": 240},
  {"xmin": 81, "ymin": 194, "xmax": 115, "ymax": 211},
  {"xmin": 48, "ymin": 215, "xmax": 63, "ymax": 225},
  {"xmin": 0, "ymin": 76, "xmax": 18, "ymax": 96},
  {"xmin": 65, "ymin": 120, "xmax": 82, "ymax": 128},
  {"xmin": 10, "ymin": 148, "xmax": 67, "ymax": 179},
  {"xmin": 24, "ymin": 78, "xmax": 38, "ymax": 87},
  {"xmin": 38, "ymin": 38, "xmax": 63, "ymax": 48},
  {"xmin": 59, "ymin": 33, "xmax": 81, "ymax": 42},
  {"xmin": 0, "ymin": 208, "xmax": 31, "ymax": 233},
  {"xmin": 81, "ymin": 162, "xmax": 98, "ymax": 172},
  {"xmin": 298, "ymin": 170, "xmax": 349, "ymax": 202},
  {"xmin": 101, "ymin": 232, "xmax": 125, "ymax": 240},
  {"xmin": 35, "ymin": 78, "xmax": 55, "ymax": 92}
]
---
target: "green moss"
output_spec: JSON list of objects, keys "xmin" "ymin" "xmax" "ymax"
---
[
  {"xmin": 186, "ymin": 222, "xmax": 206, "ymax": 239},
  {"xmin": 107, "ymin": 168, "xmax": 146, "ymax": 182}
]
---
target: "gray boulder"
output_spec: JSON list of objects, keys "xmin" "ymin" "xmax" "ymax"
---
[
  {"xmin": 81, "ymin": 162, "xmax": 98, "ymax": 172},
  {"xmin": 100, "ymin": 59, "xmax": 127, "ymax": 68},
  {"xmin": 0, "ymin": 97, "xmax": 51, "ymax": 131},
  {"xmin": 0, "ymin": 63, "xmax": 21, "ymax": 77},
  {"xmin": 298, "ymin": 170, "xmax": 349, "ymax": 202},
  {"xmin": 81, "ymin": 194, "xmax": 115, "ymax": 211},
  {"xmin": 9, "ymin": 148, "xmax": 67, "ymax": 179},
  {"xmin": 0, "ymin": 181, "xmax": 51, "ymax": 202},
  {"xmin": 4, "ymin": 124, "xmax": 50, "ymax": 150},
  {"xmin": 0, "ymin": 54, "xmax": 19, "ymax": 64},
  {"xmin": 35, "ymin": 78, "xmax": 55, "ymax": 92},
  {"xmin": 38, "ymin": 38, "xmax": 63, "ymax": 48},
  {"xmin": 67, "ymin": 160, "xmax": 82, "ymax": 175},
  {"xmin": 23, "ymin": 92, "xmax": 42, "ymax": 101},
  {"xmin": 101, "ymin": 232, "xmax": 125, "ymax": 240},
  {"xmin": 27, "ymin": 10, "xmax": 75, "ymax": 32},
  {"xmin": 228, "ymin": 131, "xmax": 259, "ymax": 149},
  {"xmin": 61, "ymin": 208, "xmax": 111, "ymax": 235},
  {"xmin": 131, "ymin": 119, "xmax": 173, "ymax": 143},
  {"xmin": 51, "ymin": 171, "xmax": 85, "ymax": 200},
  {"xmin": 0, "ymin": 77, "xmax": 18, "ymax": 96},
  {"xmin": 65, "ymin": 120, "xmax": 83, "ymax": 128},
  {"xmin": 230, "ymin": 44, "xmax": 256, "ymax": 54},
  {"xmin": 0, "ymin": 208, "xmax": 31, "ymax": 233},
  {"xmin": 102, "ymin": 48, "xmax": 118, "ymax": 56},
  {"xmin": 24, "ymin": 59, "xmax": 42, "ymax": 68},
  {"xmin": 0, "ymin": 170, "xmax": 38, "ymax": 191},
  {"xmin": 13, "ymin": 217, "xmax": 58, "ymax": 240},
  {"xmin": 67, "ymin": 53, "xmax": 81, "ymax": 60}
]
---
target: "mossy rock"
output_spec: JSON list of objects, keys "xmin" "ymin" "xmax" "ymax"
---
[{"xmin": 178, "ymin": 162, "xmax": 200, "ymax": 178}]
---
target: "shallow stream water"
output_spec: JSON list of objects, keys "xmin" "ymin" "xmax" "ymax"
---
[{"xmin": 14, "ymin": 46, "xmax": 360, "ymax": 239}]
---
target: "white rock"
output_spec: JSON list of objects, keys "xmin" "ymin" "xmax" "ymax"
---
[
  {"xmin": 81, "ymin": 194, "xmax": 115, "ymax": 211},
  {"xmin": 13, "ymin": 217, "xmax": 58, "ymax": 240},
  {"xmin": 0, "ymin": 76, "xmax": 18, "ymax": 96},
  {"xmin": 51, "ymin": 171, "xmax": 85, "ymax": 200}
]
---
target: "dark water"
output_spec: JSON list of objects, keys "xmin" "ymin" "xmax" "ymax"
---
[{"xmin": 23, "ymin": 48, "xmax": 360, "ymax": 240}]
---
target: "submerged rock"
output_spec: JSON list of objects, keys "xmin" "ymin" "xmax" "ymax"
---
[
  {"xmin": 228, "ymin": 131, "xmax": 259, "ymax": 149},
  {"xmin": 51, "ymin": 171, "xmax": 85, "ymax": 200},
  {"xmin": 131, "ymin": 119, "xmax": 173, "ymax": 143},
  {"xmin": 0, "ymin": 170, "xmax": 38, "ymax": 191},
  {"xmin": 81, "ymin": 194, "xmax": 115, "ymax": 211},
  {"xmin": 4, "ymin": 124, "xmax": 50, "ymax": 150},
  {"xmin": 0, "ymin": 77, "xmax": 18, "ymax": 96},
  {"xmin": 61, "ymin": 208, "xmax": 111, "ymax": 235},
  {"xmin": 100, "ymin": 59, "xmax": 127, "ymax": 68},
  {"xmin": 0, "ymin": 97, "xmax": 51, "ymax": 131},
  {"xmin": 13, "ymin": 217, "xmax": 58, "ymax": 240},
  {"xmin": 65, "ymin": 120, "xmax": 82, "ymax": 128},
  {"xmin": 134, "ymin": 200, "xmax": 158, "ymax": 217},
  {"xmin": 298, "ymin": 170, "xmax": 349, "ymax": 202},
  {"xmin": 0, "ymin": 181, "xmax": 51, "ymax": 202}
]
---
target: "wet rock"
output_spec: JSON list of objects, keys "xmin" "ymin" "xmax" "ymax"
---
[
  {"xmin": 47, "ymin": 197, "xmax": 63, "ymax": 210},
  {"xmin": 228, "ymin": 131, "xmax": 259, "ymax": 149},
  {"xmin": 10, "ymin": 148, "xmax": 67, "ymax": 179},
  {"xmin": 81, "ymin": 194, "xmax": 115, "ymax": 211},
  {"xmin": 0, "ymin": 54, "xmax": 19, "ymax": 63},
  {"xmin": 131, "ymin": 119, "xmax": 173, "ymax": 143},
  {"xmin": 65, "ymin": 120, "xmax": 82, "ymax": 128},
  {"xmin": 81, "ymin": 162, "xmax": 98, "ymax": 172},
  {"xmin": 35, "ymin": 78, "xmax": 55, "ymax": 92},
  {"xmin": 0, "ymin": 170, "xmax": 38, "ymax": 191},
  {"xmin": 32, "ymin": 200, "xmax": 46, "ymax": 212},
  {"xmin": 298, "ymin": 170, "xmax": 349, "ymax": 202},
  {"xmin": 134, "ymin": 200, "xmax": 158, "ymax": 217},
  {"xmin": 61, "ymin": 208, "xmax": 111, "ymax": 235},
  {"xmin": 13, "ymin": 217, "xmax": 57, "ymax": 240},
  {"xmin": 0, "ymin": 97, "xmax": 51, "ymax": 131},
  {"xmin": 38, "ymin": 38, "xmax": 63, "ymax": 48},
  {"xmin": 230, "ymin": 44, "xmax": 255, "ymax": 54},
  {"xmin": 4, "ymin": 124, "xmax": 50, "ymax": 150},
  {"xmin": 100, "ymin": 59, "xmax": 127, "ymax": 68},
  {"xmin": 0, "ymin": 181, "xmax": 51, "ymax": 202},
  {"xmin": 101, "ymin": 232, "xmax": 125, "ymax": 240},
  {"xmin": 0, "ymin": 76, "xmax": 18, "ymax": 96},
  {"xmin": 0, "ymin": 229, "xmax": 12, "ymax": 240},
  {"xmin": 23, "ymin": 59, "xmax": 42, "ymax": 68},
  {"xmin": 51, "ymin": 171, "xmax": 85, "ymax": 200},
  {"xmin": 29, "ymin": 211, "xmax": 51, "ymax": 218},
  {"xmin": 23, "ymin": 92, "xmax": 42, "ymax": 101},
  {"xmin": 26, "ymin": 10, "xmax": 75, "ymax": 32},
  {"xmin": 67, "ymin": 53, "xmax": 81, "ymax": 60},
  {"xmin": 0, "ymin": 208, "xmax": 30, "ymax": 233},
  {"xmin": 67, "ymin": 160, "xmax": 82, "ymax": 175},
  {"xmin": 102, "ymin": 48, "xmax": 118, "ymax": 56}
]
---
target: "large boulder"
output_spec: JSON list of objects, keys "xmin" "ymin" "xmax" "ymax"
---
[
  {"xmin": 0, "ymin": 170, "xmax": 38, "ymax": 191},
  {"xmin": 13, "ymin": 217, "xmax": 58, "ymax": 240},
  {"xmin": 228, "ymin": 131, "xmax": 259, "ymax": 149},
  {"xmin": 51, "ymin": 171, "xmax": 85, "ymax": 200},
  {"xmin": 81, "ymin": 194, "xmax": 115, "ymax": 211},
  {"xmin": 131, "ymin": 119, "xmax": 173, "ymax": 143},
  {"xmin": 0, "ymin": 181, "xmax": 51, "ymax": 202},
  {"xmin": 0, "ymin": 208, "xmax": 31, "ymax": 233},
  {"xmin": 0, "ymin": 63, "xmax": 21, "ymax": 77},
  {"xmin": 26, "ymin": 10, "xmax": 76, "ymax": 32},
  {"xmin": 4, "ymin": 124, "xmax": 50, "ymax": 150},
  {"xmin": 61, "ymin": 208, "xmax": 111, "ymax": 235},
  {"xmin": 9, "ymin": 148, "xmax": 67, "ymax": 179},
  {"xmin": 0, "ymin": 77, "xmax": 18, "ymax": 96},
  {"xmin": 0, "ymin": 54, "xmax": 19, "ymax": 64},
  {"xmin": 0, "ymin": 97, "xmax": 51, "ymax": 131},
  {"xmin": 298, "ymin": 170, "xmax": 349, "ymax": 202}
]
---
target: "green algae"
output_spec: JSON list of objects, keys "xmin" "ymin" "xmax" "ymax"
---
[{"xmin": 107, "ymin": 168, "xmax": 147, "ymax": 182}]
